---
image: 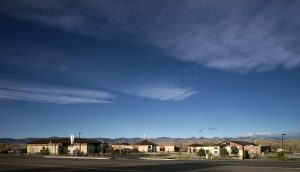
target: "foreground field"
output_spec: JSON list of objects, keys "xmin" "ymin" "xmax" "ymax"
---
[{"xmin": 0, "ymin": 155, "xmax": 300, "ymax": 172}]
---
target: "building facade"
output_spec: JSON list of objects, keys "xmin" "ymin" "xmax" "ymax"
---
[{"xmin": 27, "ymin": 138, "xmax": 106, "ymax": 155}]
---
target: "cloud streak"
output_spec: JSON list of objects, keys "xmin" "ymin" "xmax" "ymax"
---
[
  {"xmin": 126, "ymin": 86, "xmax": 196, "ymax": 101},
  {"xmin": 1, "ymin": 0, "xmax": 300, "ymax": 72},
  {"xmin": 207, "ymin": 127, "xmax": 217, "ymax": 131},
  {"xmin": 0, "ymin": 80, "xmax": 115, "ymax": 104}
]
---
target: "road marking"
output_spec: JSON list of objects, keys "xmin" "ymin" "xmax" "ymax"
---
[
  {"xmin": 224, "ymin": 166, "xmax": 300, "ymax": 170},
  {"xmin": 0, "ymin": 162, "xmax": 62, "ymax": 168},
  {"xmin": 80, "ymin": 168, "xmax": 136, "ymax": 172}
]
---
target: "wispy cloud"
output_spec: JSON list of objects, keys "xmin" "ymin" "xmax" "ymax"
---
[
  {"xmin": 239, "ymin": 131, "xmax": 283, "ymax": 138},
  {"xmin": 126, "ymin": 86, "xmax": 196, "ymax": 101},
  {"xmin": 198, "ymin": 128, "xmax": 204, "ymax": 132},
  {"xmin": 0, "ymin": 80, "xmax": 115, "ymax": 104},
  {"xmin": 1, "ymin": 1, "xmax": 300, "ymax": 72},
  {"xmin": 240, "ymin": 131, "xmax": 300, "ymax": 139},
  {"xmin": 207, "ymin": 127, "xmax": 217, "ymax": 131}
]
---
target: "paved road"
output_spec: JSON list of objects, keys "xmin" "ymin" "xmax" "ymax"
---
[{"xmin": 1, "ymin": 155, "xmax": 300, "ymax": 172}]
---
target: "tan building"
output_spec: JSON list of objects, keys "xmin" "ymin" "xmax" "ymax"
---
[
  {"xmin": 159, "ymin": 145, "xmax": 175, "ymax": 152},
  {"xmin": 112, "ymin": 142, "xmax": 133, "ymax": 154},
  {"xmin": 187, "ymin": 140, "xmax": 262, "ymax": 158},
  {"xmin": 218, "ymin": 140, "xmax": 256, "ymax": 157},
  {"xmin": 244, "ymin": 145, "xmax": 271, "ymax": 155},
  {"xmin": 134, "ymin": 139, "xmax": 159, "ymax": 153},
  {"xmin": 187, "ymin": 143, "xmax": 204, "ymax": 153},
  {"xmin": 27, "ymin": 138, "xmax": 105, "ymax": 155}
]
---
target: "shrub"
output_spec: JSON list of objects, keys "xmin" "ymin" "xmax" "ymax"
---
[
  {"xmin": 197, "ymin": 148, "xmax": 206, "ymax": 157},
  {"xmin": 40, "ymin": 147, "xmax": 50, "ymax": 155},
  {"xmin": 277, "ymin": 152, "xmax": 285, "ymax": 160},
  {"xmin": 243, "ymin": 150, "xmax": 250, "ymax": 159},
  {"xmin": 58, "ymin": 145, "xmax": 65, "ymax": 155},
  {"xmin": 220, "ymin": 147, "xmax": 229, "ymax": 157}
]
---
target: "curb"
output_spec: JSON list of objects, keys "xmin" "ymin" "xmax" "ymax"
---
[
  {"xmin": 140, "ymin": 157, "xmax": 177, "ymax": 160},
  {"xmin": 44, "ymin": 156, "xmax": 110, "ymax": 160}
]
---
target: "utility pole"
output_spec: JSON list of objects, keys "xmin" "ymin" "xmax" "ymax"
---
[
  {"xmin": 78, "ymin": 132, "xmax": 82, "ymax": 155},
  {"xmin": 282, "ymin": 133, "xmax": 286, "ymax": 152}
]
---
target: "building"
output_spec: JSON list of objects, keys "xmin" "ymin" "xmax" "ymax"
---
[
  {"xmin": 187, "ymin": 143, "xmax": 204, "ymax": 153},
  {"xmin": 159, "ymin": 145, "xmax": 175, "ymax": 152},
  {"xmin": 244, "ymin": 145, "xmax": 271, "ymax": 155},
  {"xmin": 201, "ymin": 145, "xmax": 221, "ymax": 156},
  {"xmin": 133, "ymin": 139, "xmax": 159, "ymax": 152},
  {"xmin": 27, "ymin": 138, "xmax": 107, "ymax": 155},
  {"xmin": 218, "ymin": 140, "xmax": 256, "ymax": 157},
  {"xmin": 112, "ymin": 142, "xmax": 133, "ymax": 153},
  {"xmin": 187, "ymin": 143, "xmax": 221, "ymax": 156},
  {"xmin": 186, "ymin": 140, "xmax": 262, "ymax": 157},
  {"xmin": 218, "ymin": 140, "xmax": 270, "ymax": 156}
]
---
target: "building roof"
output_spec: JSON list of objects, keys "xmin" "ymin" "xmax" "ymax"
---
[
  {"xmin": 231, "ymin": 140, "xmax": 255, "ymax": 146},
  {"xmin": 112, "ymin": 142, "xmax": 131, "ymax": 145},
  {"xmin": 27, "ymin": 138, "xmax": 98, "ymax": 144},
  {"xmin": 219, "ymin": 140, "xmax": 256, "ymax": 146},
  {"xmin": 187, "ymin": 143, "xmax": 204, "ymax": 147},
  {"xmin": 134, "ymin": 139, "xmax": 157, "ymax": 146}
]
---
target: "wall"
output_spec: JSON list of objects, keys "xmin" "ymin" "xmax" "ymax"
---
[
  {"xmin": 138, "ymin": 145, "xmax": 149, "ymax": 152},
  {"xmin": 112, "ymin": 145, "xmax": 133, "ymax": 150},
  {"xmin": 244, "ymin": 145, "xmax": 271, "ymax": 155},
  {"xmin": 202, "ymin": 146, "xmax": 220, "ymax": 156},
  {"xmin": 137, "ymin": 145, "xmax": 158, "ymax": 152},
  {"xmin": 164, "ymin": 145, "xmax": 175, "ymax": 152},
  {"xmin": 27, "ymin": 144, "xmax": 58, "ymax": 155}
]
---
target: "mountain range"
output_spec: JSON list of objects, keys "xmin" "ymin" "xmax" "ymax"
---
[{"xmin": 1, "ymin": 132, "xmax": 299, "ymax": 145}]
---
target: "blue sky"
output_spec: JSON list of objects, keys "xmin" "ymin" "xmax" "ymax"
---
[{"xmin": 0, "ymin": 0, "xmax": 300, "ymax": 139}]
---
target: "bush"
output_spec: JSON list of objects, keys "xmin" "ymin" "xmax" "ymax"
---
[
  {"xmin": 277, "ymin": 152, "xmax": 285, "ymax": 160},
  {"xmin": 220, "ymin": 147, "xmax": 229, "ymax": 157},
  {"xmin": 243, "ymin": 150, "xmax": 250, "ymax": 159},
  {"xmin": 40, "ymin": 147, "xmax": 50, "ymax": 155},
  {"xmin": 58, "ymin": 145, "xmax": 65, "ymax": 155},
  {"xmin": 197, "ymin": 148, "xmax": 206, "ymax": 157}
]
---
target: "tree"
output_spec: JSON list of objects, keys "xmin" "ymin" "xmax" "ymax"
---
[
  {"xmin": 220, "ymin": 147, "xmax": 229, "ymax": 157},
  {"xmin": 0, "ymin": 143, "xmax": 15, "ymax": 154},
  {"xmin": 197, "ymin": 148, "xmax": 206, "ymax": 157},
  {"xmin": 58, "ymin": 145, "xmax": 65, "ymax": 155},
  {"xmin": 40, "ymin": 147, "xmax": 50, "ymax": 155}
]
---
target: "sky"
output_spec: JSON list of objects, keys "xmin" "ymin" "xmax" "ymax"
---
[{"xmin": 0, "ymin": 0, "xmax": 300, "ymax": 139}]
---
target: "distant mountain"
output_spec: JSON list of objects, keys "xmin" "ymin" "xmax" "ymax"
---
[
  {"xmin": 1, "ymin": 132, "xmax": 299, "ymax": 145},
  {"xmin": 0, "ymin": 138, "xmax": 41, "ymax": 144}
]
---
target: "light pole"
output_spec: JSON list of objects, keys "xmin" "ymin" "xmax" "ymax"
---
[
  {"xmin": 281, "ymin": 133, "xmax": 286, "ymax": 152},
  {"xmin": 78, "ymin": 132, "xmax": 82, "ymax": 155}
]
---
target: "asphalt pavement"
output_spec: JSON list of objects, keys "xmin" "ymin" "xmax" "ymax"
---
[{"xmin": 1, "ymin": 155, "xmax": 300, "ymax": 172}]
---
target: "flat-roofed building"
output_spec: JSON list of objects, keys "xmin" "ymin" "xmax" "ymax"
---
[
  {"xmin": 27, "ymin": 138, "xmax": 106, "ymax": 155},
  {"xmin": 159, "ymin": 145, "xmax": 175, "ymax": 152}
]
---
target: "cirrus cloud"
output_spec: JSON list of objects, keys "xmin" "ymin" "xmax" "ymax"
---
[
  {"xmin": 1, "ymin": 0, "xmax": 300, "ymax": 72},
  {"xmin": 0, "ymin": 80, "xmax": 115, "ymax": 104},
  {"xmin": 126, "ymin": 86, "xmax": 197, "ymax": 101}
]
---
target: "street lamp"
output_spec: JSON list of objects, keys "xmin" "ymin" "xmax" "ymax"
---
[{"xmin": 281, "ymin": 133, "xmax": 286, "ymax": 152}]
